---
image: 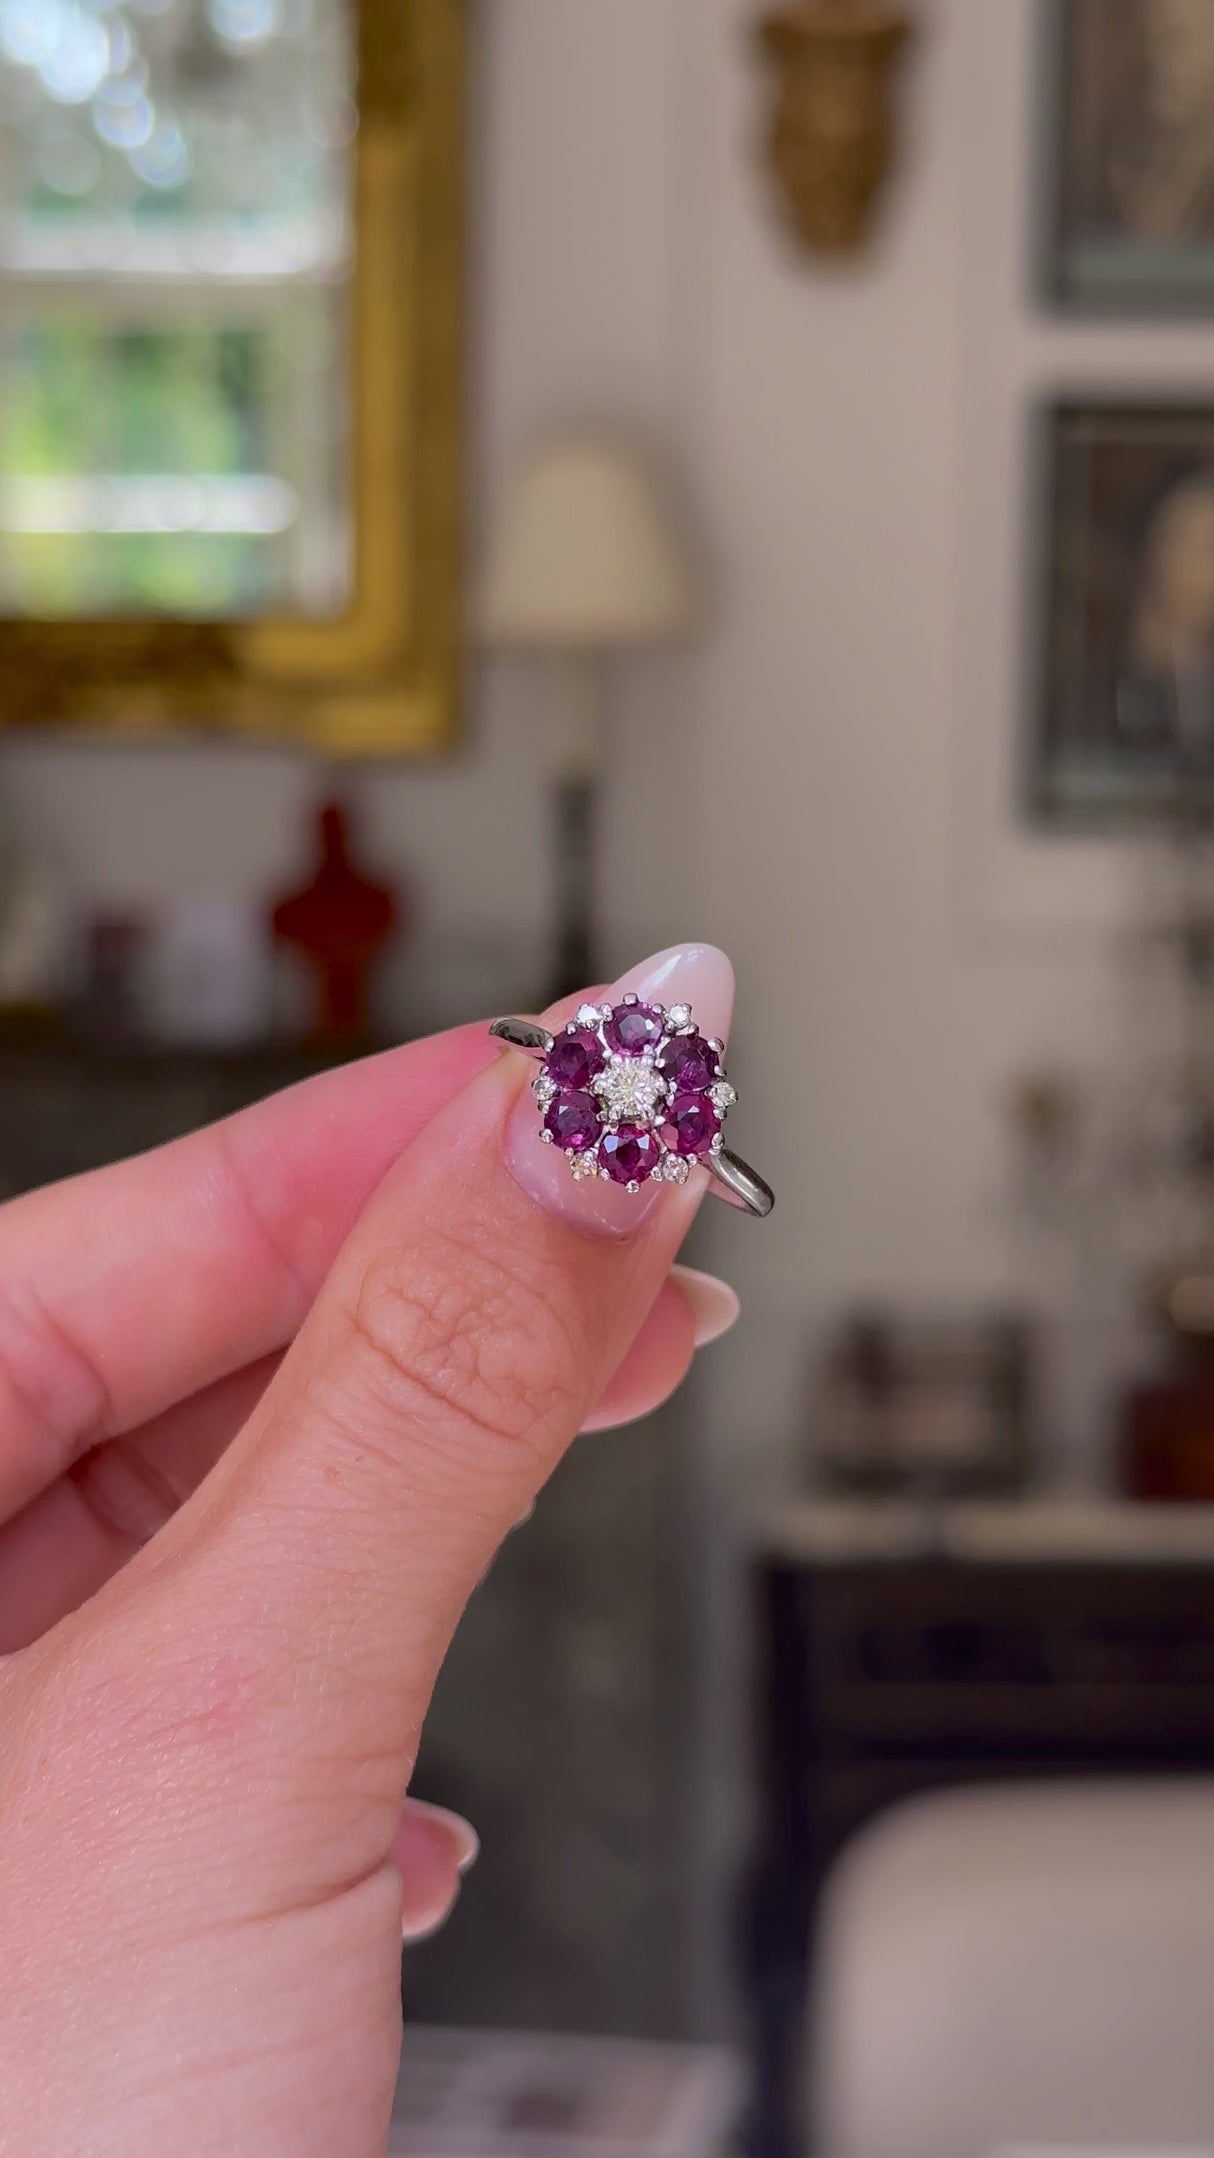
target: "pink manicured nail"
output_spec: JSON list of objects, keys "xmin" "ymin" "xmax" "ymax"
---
[
  {"xmin": 670, "ymin": 1264, "xmax": 740, "ymax": 1348},
  {"xmin": 505, "ymin": 944, "xmax": 735, "ymax": 1237},
  {"xmin": 398, "ymin": 1802, "xmax": 480, "ymax": 1943},
  {"xmin": 406, "ymin": 1801, "xmax": 480, "ymax": 1874},
  {"xmin": 403, "ymin": 1898, "xmax": 459, "ymax": 1945}
]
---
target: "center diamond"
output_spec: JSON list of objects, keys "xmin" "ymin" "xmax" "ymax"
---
[{"xmin": 593, "ymin": 1056, "xmax": 666, "ymax": 1126}]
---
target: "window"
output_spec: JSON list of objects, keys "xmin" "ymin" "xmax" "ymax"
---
[{"xmin": 0, "ymin": 0, "xmax": 355, "ymax": 619}]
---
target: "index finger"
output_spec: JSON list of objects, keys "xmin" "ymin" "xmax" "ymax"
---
[{"xmin": 0, "ymin": 1023, "xmax": 494, "ymax": 1524}]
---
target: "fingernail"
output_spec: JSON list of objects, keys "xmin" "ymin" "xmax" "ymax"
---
[
  {"xmin": 403, "ymin": 1894, "xmax": 459, "ymax": 1944},
  {"xmin": 406, "ymin": 1801, "xmax": 480, "ymax": 1874},
  {"xmin": 505, "ymin": 944, "xmax": 735, "ymax": 1237},
  {"xmin": 671, "ymin": 1264, "xmax": 740, "ymax": 1348}
]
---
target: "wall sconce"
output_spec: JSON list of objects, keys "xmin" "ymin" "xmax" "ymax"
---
[{"xmin": 755, "ymin": 1, "xmax": 914, "ymax": 259}]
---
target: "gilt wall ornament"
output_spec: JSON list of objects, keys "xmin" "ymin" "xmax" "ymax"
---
[{"xmin": 756, "ymin": 1, "xmax": 914, "ymax": 258}]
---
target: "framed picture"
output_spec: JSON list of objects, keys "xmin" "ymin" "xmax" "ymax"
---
[
  {"xmin": 808, "ymin": 1311, "xmax": 1033, "ymax": 1497},
  {"xmin": 1042, "ymin": 0, "xmax": 1214, "ymax": 314},
  {"xmin": 1033, "ymin": 401, "xmax": 1214, "ymax": 824}
]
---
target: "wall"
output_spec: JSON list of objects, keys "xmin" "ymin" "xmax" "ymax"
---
[
  {"xmin": 7, "ymin": 0, "xmax": 1211, "ymax": 2034},
  {"xmin": 5, "ymin": 5, "xmax": 1208, "ymax": 1406},
  {"xmin": 3, "ymin": 0, "xmax": 1205, "ymax": 1439}
]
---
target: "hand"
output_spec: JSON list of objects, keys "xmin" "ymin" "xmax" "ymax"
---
[{"xmin": 0, "ymin": 945, "xmax": 737, "ymax": 2156}]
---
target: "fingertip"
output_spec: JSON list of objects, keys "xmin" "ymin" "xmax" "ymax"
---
[
  {"xmin": 405, "ymin": 1800, "xmax": 480, "ymax": 1875},
  {"xmin": 579, "ymin": 1276, "xmax": 696, "ymax": 1432},
  {"xmin": 612, "ymin": 943, "xmax": 735, "ymax": 1048},
  {"xmin": 394, "ymin": 1800, "xmax": 479, "ymax": 1943},
  {"xmin": 669, "ymin": 1265, "xmax": 740, "ymax": 1349}
]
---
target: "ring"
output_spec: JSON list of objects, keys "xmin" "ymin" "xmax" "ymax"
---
[{"xmin": 490, "ymin": 995, "xmax": 774, "ymax": 1219}]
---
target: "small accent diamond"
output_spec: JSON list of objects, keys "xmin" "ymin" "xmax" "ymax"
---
[
  {"xmin": 576, "ymin": 1003, "xmax": 603, "ymax": 1029},
  {"xmin": 533, "ymin": 1072, "xmax": 558, "ymax": 1110},
  {"xmin": 658, "ymin": 1152, "xmax": 691, "ymax": 1185},
  {"xmin": 568, "ymin": 1149, "xmax": 599, "ymax": 1181},
  {"xmin": 667, "ymin": 1003, "xmax": 692, "ymax": 1030},
  {"xmin": 709, "ymin": 1080, "xmax": 738, "ymax": 1111}
]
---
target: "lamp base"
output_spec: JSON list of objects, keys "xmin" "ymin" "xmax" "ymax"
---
[{"xmin": 550, "ymin": 773, "xmax": 596, "ymax": 1002}]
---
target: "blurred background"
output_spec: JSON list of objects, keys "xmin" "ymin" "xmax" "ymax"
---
[{"xmin": 9, "ymin": 2, "xmax": 1214, "ymax": 2154}]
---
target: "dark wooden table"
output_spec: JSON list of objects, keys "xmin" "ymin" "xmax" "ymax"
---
[
  {"xmin": 744, "ymin": 1503, "xmax": 1214, "ymax": 2158},
  {"xmin": 0, "ymin": 1027, "xmax": 361, "ymax": 1196}
]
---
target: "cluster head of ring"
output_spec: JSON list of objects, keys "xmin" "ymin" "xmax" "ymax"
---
[{"xmin": 532, "ymin": 994, "xmax": 738, "ymax": 1193}]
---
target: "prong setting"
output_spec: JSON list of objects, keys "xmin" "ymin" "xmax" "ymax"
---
[
  {"xmin": 524, "ymin": 996, "xmax": 739, "ymax": 1191},
  {"xmin": 493, "ymin": 994, "xmax": 769, "ymax": 1215}
]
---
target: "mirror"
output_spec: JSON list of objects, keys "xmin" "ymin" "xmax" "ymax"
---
[{"xmin": 0, "ymin": 0, "xmax": 464, "ymax": 752}]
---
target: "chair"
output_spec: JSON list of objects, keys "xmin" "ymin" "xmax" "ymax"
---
[{"xmin": 810, "ymin": 1781, "xmax": 1214, "ymax": 2158}]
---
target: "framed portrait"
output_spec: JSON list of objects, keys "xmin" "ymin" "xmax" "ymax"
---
[
  {"xmin": 1033, "ymin": 401, "xmax": 1214, "ymax": 824},
  {"xmin": 1042, "ymin": 0, "xmax": 1214, "ymax": 314}
]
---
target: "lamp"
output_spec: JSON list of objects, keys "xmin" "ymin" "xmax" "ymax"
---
[{"xmin": 481, "ymin": 437, "xmax": 696, "ymax": 998}]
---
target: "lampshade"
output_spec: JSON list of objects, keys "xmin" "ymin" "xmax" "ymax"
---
[{"xmin": 480, "ymin": 439, "xmax": 696, "ymax": 650}]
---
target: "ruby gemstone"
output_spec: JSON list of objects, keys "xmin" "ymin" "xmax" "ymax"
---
[
  {"xmin": 544, "ymin": 1091, "xmax": 602, "ymax": 1153},
  {"xmin": 661, "ymin": 1093, "xmax": 721, "ymax": 1158},
  {"xmin": 604, "ymin": 1002, "xmax": 664, "ymax": 1056},
  {"xmin": 600, "ymin": 1123, "xmax": 662, "ymax": 1184},
  {"xmin": 546, "ymin": 1029, "xmax": 606, "ymax": 1092},
  {"xmin": 657, "ymin": 1030, "xmax": 720, "ymax": 1093}
]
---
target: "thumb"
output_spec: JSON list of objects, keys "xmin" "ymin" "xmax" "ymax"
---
[{"xmin": 89, "ymin": 944, "xmax": 736, "ymax": 1908}]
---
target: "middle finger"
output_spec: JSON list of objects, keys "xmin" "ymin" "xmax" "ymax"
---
[{"xmin": 0, "ymin": 1267, "xmax": 735, "ymax": 1650}]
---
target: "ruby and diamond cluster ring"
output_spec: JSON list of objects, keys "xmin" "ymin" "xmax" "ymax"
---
[{"xmin": 490, "ymin": 995, "xmax": 774, "ymax": 1218}]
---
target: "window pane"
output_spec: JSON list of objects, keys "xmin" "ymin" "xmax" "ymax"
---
[{"xmin": 0, "ymin": 0, "xmax": 354, "ymax": 618}]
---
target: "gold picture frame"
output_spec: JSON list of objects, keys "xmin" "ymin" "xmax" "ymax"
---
[{"xmin": 0, "ymin": 0, "xmax": 465, "ymax": 756}]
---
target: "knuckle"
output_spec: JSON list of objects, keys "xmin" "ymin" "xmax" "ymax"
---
[
  {"xmin": 69, "ymin": 1434, "xmax": 184, "ymax": 1552},
  {"xmin": 77, "ymin": 1613, "xmax": 269, "ymax": 1774},
  {"xmin": 0, "ymin": 1270, "xmax": 112, "ymax": 1483},
  {"xmin": 348, "ymin": 1228, "xmax": 588, "ymax": 1462},
  {"xmin": 0, "ymin": 1615, "xmax": 269, "ymax": 1830}
]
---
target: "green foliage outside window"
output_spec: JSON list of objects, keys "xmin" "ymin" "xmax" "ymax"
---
[{"xmin": 2, "ymin": 320, "xmax": 279, "ymax": 616}]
